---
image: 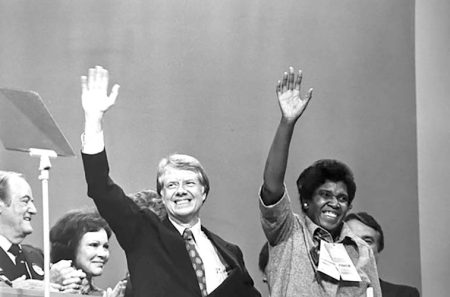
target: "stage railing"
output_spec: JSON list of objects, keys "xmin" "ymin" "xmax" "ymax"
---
[{"xmin": 0, "ymin": 286, "xmax": 83, "ymax": 297}]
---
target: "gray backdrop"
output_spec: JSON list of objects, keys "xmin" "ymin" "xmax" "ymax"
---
[{"xmin": 0, "ymin": 0, "xmax": 419, "ymax": 294}]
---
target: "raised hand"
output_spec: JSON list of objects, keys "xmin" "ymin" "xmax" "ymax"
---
[
  {"xmin": 276, "ymin": 66, "xmax": 313, "ymax": 123},
  {"xmin": 81, "ymin": 66, "xmax": 119, "ymax": 120}
]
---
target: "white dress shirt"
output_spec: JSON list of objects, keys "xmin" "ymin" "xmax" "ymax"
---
[
  {"xmin": 81, "ymin": 130, "xmax": 104, "ymax": 154},
  {"xmin": 0, "ymin": 235, "xmax": 16, "ymax": 264},
  {"xmin": 169, "ymin": 218, "xmax": 228, "ymax": 294}
]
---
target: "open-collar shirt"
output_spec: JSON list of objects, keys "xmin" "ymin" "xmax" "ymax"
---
[{"xmin": 259, "ymin": 189, "xmax": 382, "ymax": 297}]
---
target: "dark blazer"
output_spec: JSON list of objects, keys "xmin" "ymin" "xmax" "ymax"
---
[
  {"xmin": 82, "ymin": 150, "xmax": 260, "ymax": 297},
  {"xmin": 0, "ymin": 244, "xmax": 45, "ymax": 281},
  {"xmin": 380, "ymin": 279, "xmax": 420, "ymax": 297}
]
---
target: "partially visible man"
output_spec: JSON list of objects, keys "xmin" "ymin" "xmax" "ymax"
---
[
  {"xmin": 80, "ymin": 66, "xmax": 260, "ymax": 297},
  {"xmin": 127, "ymin": 190, "xmax": 166, "ymax": 220},
  {"xmin": 345, "ymin": 212, "xmax": 420, "ymax": 297},
  {"xmin": 0, "ymin": 170, "xmax": 86, "ymax": 292},
  {"xmin": 257, "ymin": 242, "xmax": 270, "ymax": 297}
]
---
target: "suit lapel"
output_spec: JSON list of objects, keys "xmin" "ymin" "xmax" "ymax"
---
[
  {"xmin": 0, "ymin": 247, "xmax": 18, "ymax": 280},
  {"xmin": 201, "ymin": 228, "xmax": 250, "ymax": 297},
  {"xmin": 161, "ymin": 217, "xmax": 202, "ymax": 296},
  {"xmin": 21, "ymin": 246, "xmax": 44, "ymax": 280},
  {"xmin": 201, "ymin": 227, "xmax": 240, "ymax": 270}
]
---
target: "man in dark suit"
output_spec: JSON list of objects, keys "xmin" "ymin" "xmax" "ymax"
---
[
  {"xmin": 0, "ymin": 171, "xmax": 44, "ymax": 282},
  {"xmin": 345, "ymin": 212, "xmax": 420, "ymax": 297},
  {"xmin": 80, "ymin": 66, "xmax": 260, "ymax": 297},
  {"xmin": 0, "ymin": 171, "xmax": 86, "ymax": 291}
]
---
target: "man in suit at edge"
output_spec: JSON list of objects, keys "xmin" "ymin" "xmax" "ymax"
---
[
  {"xmin": 80, "ymin": 66, "xmax": 261, "ymax": 297},
  {"xmin": 344, "ymin": 212, "xmax": 420, "ymax": 297},
  {"xmin": 0, "ymin": 171, "xmax": 86, "ymax": 292}
]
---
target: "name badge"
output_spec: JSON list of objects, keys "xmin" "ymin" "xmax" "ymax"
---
[
  {"xmin": 31, "ymin": 263, "xmax": 44, "ymax": 276},
  {"xmin": 317, "ymin": 241, "xmax": 361, "ymax": 282}
]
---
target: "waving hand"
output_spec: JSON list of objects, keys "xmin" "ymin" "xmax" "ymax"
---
[
  {"xmin": 261, "ymin": 67, "xmax": 313, "ymax": 205},
  {"xmin": 81, "ymin": 66, "xmax": 119, "ymax": 120},
  {"xmin": 276, "ymin": 66, "xmax": 313, "ymax": 123}
]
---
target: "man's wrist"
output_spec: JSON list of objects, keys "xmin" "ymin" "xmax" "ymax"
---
[
  {"xmin": 84, "ymin": 113, "xmax": 104, "ymax": 134},
  {"xmin": 81, "ymin": 130, "xmax": 105, "ymax": 154}
]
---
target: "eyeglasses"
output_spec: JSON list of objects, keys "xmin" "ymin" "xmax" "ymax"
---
[{"xmin": 317, "ymin": 189, "xmax": 349, "ymax": 204}]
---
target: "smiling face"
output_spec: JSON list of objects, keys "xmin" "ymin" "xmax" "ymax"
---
[
  {"xmin": 305, "ymin": 180, "xmax": 352, "ymax": 237},
  {"xmin": 74, "ymin": 229, "xmax": 110, "ymax": 277},
  {"xmin": 0, "ymin": 175, "xmax": 36, "ymax": 243},
  {"xmin": 160, "ymin": 167, "xmax": 206, "ymax": 226}
]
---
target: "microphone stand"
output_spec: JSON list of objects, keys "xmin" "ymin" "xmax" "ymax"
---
[{"xmin": 30, "ymin": 148, "xmax": 57, "ymax": 297}]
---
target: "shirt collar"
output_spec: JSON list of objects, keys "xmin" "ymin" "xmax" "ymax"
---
[
  {"xmin": 304, "ymin": 215, "xmax": 355, "ymax": 244},
  {"xmin": 0, "ymin": 234, "xmax": 13, "ymax": 253},
  {"xmin": 169, "ymin": 217, "xmax": 202, "ymax": 240}
]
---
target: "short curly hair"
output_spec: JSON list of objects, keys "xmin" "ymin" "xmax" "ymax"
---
[
  {"xmin": 128, "ymin": 189, "xmax": 167, "ymax": 220},
  {"xmin": 50, "ymin": 209, "xmax": 112, "ymax": 263},
  {"xmin": 296, "ymin": 159, "xmax": 356, "ymax": 206}
]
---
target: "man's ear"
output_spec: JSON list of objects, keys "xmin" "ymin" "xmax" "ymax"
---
[
  {"xmin": 201, "ymin": 186, "xmax": 207, "ymax": 203},
  {"xmin": 348, "ymin": 204, "xmax": 353, "ymax": 210}
]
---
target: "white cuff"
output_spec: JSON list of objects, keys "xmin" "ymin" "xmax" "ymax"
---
[{"xmin": 81, "ymin": 130, "xmax": 105, "ymax": 154}]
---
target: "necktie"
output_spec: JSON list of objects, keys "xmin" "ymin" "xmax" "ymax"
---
[
  {"xmin": 8, "ymin": 244, "xmax": 30, "ymax": 279},
  {"xmin": 183, "ymin": 229, "xmax": 208, "ymax": 297},
  {"xmin": 310, "ymin": 229, "xmax": 331, "ymax": 266}
]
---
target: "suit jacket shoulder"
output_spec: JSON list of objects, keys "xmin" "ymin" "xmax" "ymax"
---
[
  {"xmin": 21, "ymin": 244, "xmax": 43, "ymax": 261},
  {"xmin": 21, "ymin": 244, "xmax": 45, "ymax": 280},
  {"xmin": 380, "ymin": 279, "xmax": 420, "ymax": 297}
]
